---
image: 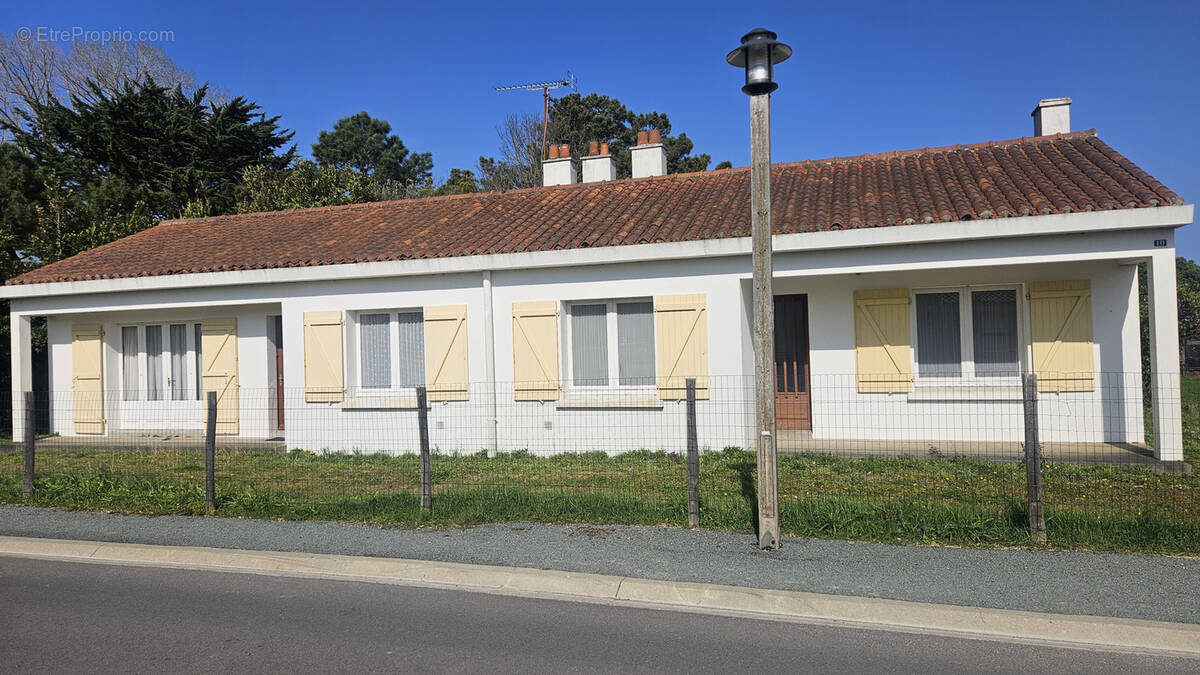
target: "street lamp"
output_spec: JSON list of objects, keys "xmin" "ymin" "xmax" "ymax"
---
[
  {"xmin": 726, "ymin": 27, "xmax": 792, "ymax": 95},
  {"xmin": 727, "ymin": 28, "xmax": 790, "ymax": 550}
]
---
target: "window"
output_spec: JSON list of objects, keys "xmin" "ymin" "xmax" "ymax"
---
[
  {"xmin": 971, "ymin": 290, "xmax": 1019, "ymax": 376},
  {"xmin": 145, "ymin": 325, "xmax": 163, "ymax": 401},
  {"xmin": 914, "ymin": 288, "xmax": 1020, "ymax": 379},
  {"xmin": 567, "ymin": 300, "xmax": 655, "ymax": 388},
  {"xmin": 359, "ymin": 313, "xmax": 392, "ymax": 388},
  {"xmin": 194, "ymin": 323, "xmax": 203, "ymax": 399},
  {"xmin": 121, "ymin": 326, "xmax": 139, "ymax": 401},
  {"xmin": 915, "ymin": 293, "xmax": 961, "ymax": 377},
  {"xmin": 120, "ymin": 322, "xmax": 203, "ymax": 402},
  {"xmin": 169, "ymin": 324, "xmax": 188, "ymax": 400},
  {"xmin": 356, "ymin": 310, "xmax": 425, "ymax": 392}
]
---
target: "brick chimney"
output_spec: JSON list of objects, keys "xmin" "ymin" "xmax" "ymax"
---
[
  {"xmin": 631, "ymin": 129, "xmax": 667, "ymax": 178},
  {"xmin": 542, "ymin": 142, "xmax": 577, "ymax": 186},
  {"xmin": 1032, "ymin": 98, "xmax": 1071, "ymax": 136},
  {"xmin": 581, "ymin": 141, "xmax": 615, "ymax": 183}
]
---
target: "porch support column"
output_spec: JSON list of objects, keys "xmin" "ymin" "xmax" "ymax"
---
[
  {"xmin": 481, "ymin": 270, "xmax": 498, "ymax": 455},
  {"xmin": 1147, "ymin": 251, "xmax": 1183, "ymax": 461},
  {"xmin": 10, "ymin": 312, "xmax": 32, "ymax": 443}
]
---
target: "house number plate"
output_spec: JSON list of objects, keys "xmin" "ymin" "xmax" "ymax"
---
[{"xmin": 1154, "ymin": 239, "xmax": 1168, "ymax": 247}]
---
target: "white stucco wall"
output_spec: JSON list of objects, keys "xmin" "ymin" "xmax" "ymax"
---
[{"xmin": 20, "ymin": 222, "xmax": 1178, "ymax": 455}]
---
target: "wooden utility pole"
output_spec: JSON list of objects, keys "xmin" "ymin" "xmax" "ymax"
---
[{"xmin": 750, "ymin": 92, "xmax": 779, "ymax": 550}]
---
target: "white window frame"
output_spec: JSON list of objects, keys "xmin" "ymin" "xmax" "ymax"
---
[
  {"xmin": 350, "ymin": 309, "xmax": 425, "ymax": 397},
  {"xmin": 118, "ymin": 322, "xmax": 199, "ymax": 402},
  {"xmin": 562, "ymin": 298, "xmax": 656, "ymax": 394},
  {"xmin": 910, "ymin": 284, "xmax": 1026, "ymax": 384}
]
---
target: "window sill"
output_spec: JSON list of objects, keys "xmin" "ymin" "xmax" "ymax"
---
[
  {"xmin": 908, "ymin": 381, "xmax": 1022, "ymax": 402},
  {"xmin": 555, "ymin": 391, "xmax": 664, "ymax": 410},
  {"xmin": 341, "ymin": 394, "xmax": 419, "ymax": 410}
]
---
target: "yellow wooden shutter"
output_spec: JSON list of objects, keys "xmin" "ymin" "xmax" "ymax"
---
[
  {"xmin": 71, "ymin": 324, "xmax": 105, "ymax": 435},
  {"xmin": 655, "ymin": 294, "xmax": 709, "ymax": 400},
  {"xmin": 424, "ymin": 304, "xmax": 469, "ymax": 402},
  {"xmin": 1029, "ymin": 280, "xmax": 1095, "ymax": 393},
  {"xmin": 854, "ymin": 289, "xmax": 913, "ymax": 393},
  {"xmin": 512, "ymin": 301, "xmax": 560, "ymax": 401},
  {"xmin": 201, "ymin": 318, "xmax": 240, "ymax": 434},
  {"xmin": 303, "ymin": 311, "xmax": 344, "ymax": 403}
]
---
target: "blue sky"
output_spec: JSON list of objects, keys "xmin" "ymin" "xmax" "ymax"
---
[{"xmin": 6, "ymin": 0, "xmax": 1199, "ymax": 258}]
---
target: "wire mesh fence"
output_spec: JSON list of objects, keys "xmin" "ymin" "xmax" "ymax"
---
[{"xmin": 2, "ymin": 372, "xmax": 1197, "ymax": 551}]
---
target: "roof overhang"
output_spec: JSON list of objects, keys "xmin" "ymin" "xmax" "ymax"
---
[{"xmin": 2, "ymin": 204, "xmax": 1191, "ymax": 301}]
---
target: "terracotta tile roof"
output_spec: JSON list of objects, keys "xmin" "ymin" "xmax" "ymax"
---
[{"xmin": 8, "ymin": 130, "xmax": 1184, "ymax": 286}]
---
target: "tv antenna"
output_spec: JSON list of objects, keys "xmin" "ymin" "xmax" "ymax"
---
[{"xmin": 495, "ymin": 72, "xmax": 577, "ymax": 159}]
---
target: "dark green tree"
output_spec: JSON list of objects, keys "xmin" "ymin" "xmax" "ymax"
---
[
  {"xmin": 0, "ymin": 142, "xmax": 43, "ymax": 275},
  {"xmin": 0, "ymin": 143, "xmax": 45, "ymax": 408},
  {"xmin": 547, "ymin": 93, "xmax": 711, "ymax": 178},
  {"xmin": 312, "ymin": 111, "xmax": 433, "ymax": 186},
  {"xmin": 433, "ymin": 168, "xmax": 479, "ymax": 196},
  {"xmin": 9, "ymin": 79, "xmax": 294, "ymax": 221},
  {"xmin": 236, "ymin": 161, "xmax": 381, "ymax": 213}
]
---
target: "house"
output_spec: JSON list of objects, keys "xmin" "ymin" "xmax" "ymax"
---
[{"xmin": 4, "ymin": 99, "xmax": 1192, "ymax": 464}]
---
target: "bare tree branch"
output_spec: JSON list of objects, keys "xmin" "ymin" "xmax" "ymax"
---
[
  {"xmin": 477, "ymin": 112, "xmax": 551, "ymax": 191},
  {"xmin": 0, "ymin": 33, "xmax": 221, "ymax": 138}
]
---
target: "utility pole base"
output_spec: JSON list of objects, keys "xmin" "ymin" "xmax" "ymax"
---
[{"xmin": 757, "ymin": 518, "xmax": 780, "ymax": 550}]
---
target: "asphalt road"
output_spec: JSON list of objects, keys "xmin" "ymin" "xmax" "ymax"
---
[{"xmin": 1, "ymin": 557, "xmax": 1195, "ymax": 674}]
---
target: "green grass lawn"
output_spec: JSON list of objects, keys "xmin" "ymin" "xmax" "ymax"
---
[
  {"xmin": 1183, "ymin": 375, "xmax": 1200, "ymax": 464},
  {"xmin": 3, "ymin": 439, "xmax": 1197, "ymax": 555},
  {"xmin": 2, "ymin": 375, "xmax": 1195, "ymax": 555}
]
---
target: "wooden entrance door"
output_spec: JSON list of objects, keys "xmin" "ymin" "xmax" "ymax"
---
[
  {"xmin": 273, "ymin": 315, "xmax": 285, "ymax": 431},
  {"xmin": 774, "ymin": 294, "xmax": 812, "ymax": 430}
]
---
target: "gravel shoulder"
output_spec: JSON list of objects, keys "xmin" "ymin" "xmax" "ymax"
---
[{"xmin": 2, "ymin": 504, "xmax": 1198, "ymax": 624}]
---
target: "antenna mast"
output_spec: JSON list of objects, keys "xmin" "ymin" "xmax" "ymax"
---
[{"xmin": 494, "ymin": 72, "xmax": 576, "ymax": 160}]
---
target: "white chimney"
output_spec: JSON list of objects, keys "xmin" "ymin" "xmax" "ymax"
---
[
  {"xmin": 1032, "ymin": 97, "xmax": 1071, "ymax": 136},
  {"xmin": 542, "ymin": 142, "xmax": 577, "ymax": 186},
  {"xmin": 631, "ymin": 129, "xmax": 667, "ymax": 178},
  {"xmin": 581, "ymin": 141, "xmax": 615, "ymax": 183}
]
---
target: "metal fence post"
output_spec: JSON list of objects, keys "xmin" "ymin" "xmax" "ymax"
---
[
  {"xmin": 1022, "ymin": 374, "xmax": 1047, "ymax": 544},
  {"xmin": 204, "ymin": 391, "xmax": 217, "ymax": 514},
  {"xmin": 686, "ymin": 378, "xmax": 700, "ymax": 529},
  {"xmin": 23, "ymin": 392, "xmax": 35, "ymax": 499},
  {"xmin": 417, "ymin": 386, "xmax": 432, "ymax": 511}
]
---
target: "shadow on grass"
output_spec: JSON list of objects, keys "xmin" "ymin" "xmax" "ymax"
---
[{"xmin": 731, "ymin": 457, "xmax": 759, "ymax": 533}]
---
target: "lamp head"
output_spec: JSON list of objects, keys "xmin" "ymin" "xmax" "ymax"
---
[{"xmin": 726, "ymin": 28, "xmax": 792, "ymax": 95}]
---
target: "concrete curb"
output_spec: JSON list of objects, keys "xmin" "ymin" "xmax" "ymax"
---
[{"xmin": 3, "ymin": 535, "xmax": 1198, "ymax": 657}]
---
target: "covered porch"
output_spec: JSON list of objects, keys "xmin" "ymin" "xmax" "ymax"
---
[
  {"xmin": 756, "ymin": 243, "xmax": 1185, "ymax": 464},
  {"xmin": 10, "ymin": 301, "xmax": 285, "ymax": 445}
]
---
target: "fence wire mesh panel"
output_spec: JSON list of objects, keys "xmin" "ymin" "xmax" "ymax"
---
[{"xmin": 2, "ymin": 372, "xmax": 1197, "ymax": 552}]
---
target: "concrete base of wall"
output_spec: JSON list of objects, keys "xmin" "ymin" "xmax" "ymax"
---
[
  {"xmin": 6, "ymin": 434, "xmax": 286, "ymax": 453},
  {"xmin": 777, "ymin": 432, "xmax": 1186, "ymax": 470}
]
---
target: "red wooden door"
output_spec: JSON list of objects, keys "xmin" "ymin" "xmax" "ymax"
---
[
  {"xmin": 774, "ymin": 294, "xmax": 812, "ymax": 430},
  {"xmin": 274, "ymin": 315, "xmax": 285, "ymax": 430}
]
